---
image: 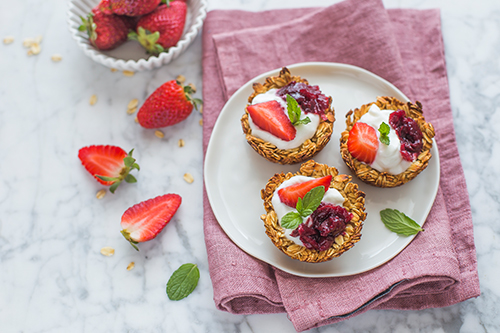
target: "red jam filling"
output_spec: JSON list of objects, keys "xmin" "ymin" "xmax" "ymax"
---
[
  {"xmin": 389, "ymin": 110, "xmax": 424, "ymax": 162},
  {"xmin": 290, "ymin": 203, "xmax": 352, "ymax": 251},
  {"xmin": 276, "ymin": 81, "xmax": 330, "ymax": 118}
]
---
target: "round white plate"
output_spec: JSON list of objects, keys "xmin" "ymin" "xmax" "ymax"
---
[{"xmin": 204, "ymin": 62, "xmax": 440, "ymax": 278}]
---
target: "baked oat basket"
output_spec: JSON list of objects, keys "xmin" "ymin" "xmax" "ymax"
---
[
  {"xmin": 340, "ymin": 96, "xmax": 435, "ymax": 188},
  {"xmin": 241, "ymin": 67, "xmax": 335, "ymax": 165},
  {"xmin": 260, "ymin": 160, "xmax": 366, "ymax": 263}
]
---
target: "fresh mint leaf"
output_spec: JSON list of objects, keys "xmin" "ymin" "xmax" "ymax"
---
[
  {"xmin": 167, "ymin": 263, "xmax": 200, "ymax": 301},
  {"xmin": 286, "ymin": 94, "xmax": 311, "ymax": 126},
  {"xmin": 300, "ymin": 186, "xmax": 325, "ymax": 215},
  {"xmin": 281, "ymin": 212, "xmax": 302, "ymax": 229},
  {"xmin": 379, "ymin": 122, "xmax": 390, "ymax": 145},
  {"xmin": 380, "ymin": 208, "xmax": 424, "ymax": 236}
]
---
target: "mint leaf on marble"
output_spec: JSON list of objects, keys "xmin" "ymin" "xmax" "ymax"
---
[
  {"xmin": 380, "ymin": 208, "xmax": 424, "ymax": 236},
  {"xmin": 167, "ymin": 263, "xmax": 200, "ymax": 300}
]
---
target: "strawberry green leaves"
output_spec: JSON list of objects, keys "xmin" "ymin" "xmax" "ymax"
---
[
  {"xmin": 380, "ymin": 208, "xmax": 424, "ymax": 236},
  {"xmin": 95, "ymin": 149, "xmax": 140, "ymax": 193},
  {"xmin": 286, "ymin": 94, "xmax": 311, "ymax": 126},
  {"xmin": 167, "ymin": 263, "xmax": 200, "ymax": 300},
  {"xmin": 128, "ymin": 27, "xmax": 165, "ymax": 56},
  {"xmin": 280, "ymin": 186, "xmax": 325, "ymax": 229},
  {"xmin": 378, "ymin": 122, "xmax": 390, "ymax": 145}
]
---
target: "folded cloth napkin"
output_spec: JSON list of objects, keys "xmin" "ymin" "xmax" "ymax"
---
[{"xmin": 202, "ymin": 0, "xmax": 480, "ymax": 331}]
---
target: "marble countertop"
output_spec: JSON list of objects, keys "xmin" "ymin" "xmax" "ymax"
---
[{"xmin": 1, "ymin": 0, "xmax": 498, "ymax": 332}]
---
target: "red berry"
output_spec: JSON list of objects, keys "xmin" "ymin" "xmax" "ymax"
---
[
  {"xmin": 96, "ymin": 0, "xmax": 161, "ymax": 16},
  {"xmin": 137, "ymin": 80, "xmax": 200, "ymax": 129},
  {"xmin": 347, "ymin": 122, "xmax": 379, "ymax": 164},
  {"xmin": 79, "ymin": 9, "xmax": 130, "ymax": 51},
  {"xmin": 247, "ymin": 100, "xmax": 296, "ymax": 141},
  {"xmin": 277, "ymin": 175, "xmax": 332, "ymax": 208},
  {"xmin": 78, "ymin": 145, "xmax": 139, "ymax": 193},
  {"xmin": 120, "ymin": 194, "xmax": 182, "ymax": 250},
  {"xmin": 128, "ymin": 2, "xmax": 187, "ymax": 55}
]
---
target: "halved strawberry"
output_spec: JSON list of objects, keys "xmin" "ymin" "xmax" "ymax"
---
[
  {"xmin": 78, "ymin": 145, "xmax": 140, "ymax": 193},
  {"xmin": 120, "ymin": 194, "xmax": 182, "ymax": 250},
  {"xmin": 347, "ymin": 122, "xmax": 379, "ymax": 164},
  {"xmin": 246, "ymin": 100, "xmax": 296, "ymax": 141},
  {"xmin": 277, "ymin": 175, "xmax": 332, "ymax": 208}
]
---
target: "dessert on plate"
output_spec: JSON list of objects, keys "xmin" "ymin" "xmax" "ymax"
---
[
  {"xmin": 340, "ymin": 96, "xmax": 435, "ymax": 187},
  {"xmin": 241, "ymin": 67, "xmax": 335, "ymax": 164},
  {"xmin": 260, "ymin": 160, "xmax": 366, "ymax": 263}
]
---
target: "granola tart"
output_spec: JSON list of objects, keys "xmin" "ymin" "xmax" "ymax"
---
[
  {"xmin": 340, "ymin": 96, "xmax": 435, "ymax": 188},
  {"xmin": 241, "ymin": 67, "xmax": 335, "ymax": 165},
  {"xmin": 260, "ymin": 160, "xmax": 366, "ymax": 263}
]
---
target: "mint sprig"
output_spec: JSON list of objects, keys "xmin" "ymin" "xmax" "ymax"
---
[
  {"xmin": 281, "ymin": 186, "xmax": 325, "ymax": 229},
  {"xmin": 286, "ymin": 94, "xmax": 311, "ymax": 126},
  {"xmin": 378, "ymin": 122, "xmax": 390, "ymax": 145},
  {"xmin": 166, "ymin": 263, "xmax": 200, "ymax": 301},
  {"xmin": 380, "ymin": 208, "xmax": 424, "ymax": 236}
]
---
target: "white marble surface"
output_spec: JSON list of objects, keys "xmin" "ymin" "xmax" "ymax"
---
[{"xmin": 0, "ymin": 0, "xmax": 498, "ymax": 332}]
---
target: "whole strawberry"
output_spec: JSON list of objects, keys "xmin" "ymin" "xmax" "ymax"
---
[
  {"xmin": 97, "ymin": 0, "xmax": 162, "ymax": 17},
  {"xmin": 120, "ymin": 194, "xmax": 182, "ymax": 250},
  {"xmin": 128, "ymin": 1, "xmax": 187, "ymax": 55},
  {"xmin": 78, "ymin": 145, "xmax": 140, "ymax": 193},
  {"xmin": 137, "ymin": 80, "xmax": 202, "ymax": 129},
  {"xmin": 79, "ymin": 9, "xmax": 130, "ymax": 50}
]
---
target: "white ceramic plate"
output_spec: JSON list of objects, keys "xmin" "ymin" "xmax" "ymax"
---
[
  {"xmin": 67, "ymin": 0, "xmax": 207, "ymax": 71},
  {"xmin": 204, "ymin": 62, "xmax": 440, "ymax": 278}
]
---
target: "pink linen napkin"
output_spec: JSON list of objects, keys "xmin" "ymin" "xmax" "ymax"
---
[{"xmin": 202, "ymin": 0, "xmax": 480, "ymax": 331}]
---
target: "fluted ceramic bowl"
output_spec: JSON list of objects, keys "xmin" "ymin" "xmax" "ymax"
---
[{"xmin": 67, "ymin": 0, "xmax": 207, "ymax": 71}]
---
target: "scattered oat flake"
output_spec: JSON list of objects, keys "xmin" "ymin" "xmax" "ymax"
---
[
  {"xmin": 96, "ymin": 189, "xmax": 106, "ymax": 199},
  {"xmin": 178, "ymin": 139, "xmax": 185, "ymax": 147},
  {"xmin": 127, "ymin": 106, "xmax": 137, "ymax": 115},
  {"xmin": 199, "ymin": 119, "xmax": 203, "ymax": 126},
  {"xmin": 30, "ymin": 43, "xmax": 41, "ymax": 55},
  {"xmin": 127, "ymin": 262, "xmax": 135, "ymax": 271},
  {"xmin": 183, "ymin": 173, "xmax": 194, "ymax": 184},
  {"xmin": 89, "ymin": 94, "xmax": 98, "ymax": 105},
  {"xmin": 100, "ymin": 247, "xmax": 115, "ymax": 256},
  {"xmin": 155, "ymin": 130, "xmax": 164, "ymax": 138},
  {"xmin": 110, "ymin": 68, "xmax": 118, "ymax": 72},
  {"xmin": 51, "ymin": 54, "xmax": 62, "ymax": 62},
  {"xmin": 134, "ymin": 116, "xmax": 139, "ymax": 123},
  {"xmin": 176, "ymin": 75, "xmax": 186, "ymax": 83},
  {"xmin": 198, "ymin": 105, "xmax": 203, "ymax": 114},
  {"xmin": 23, "ymin": 38, "xmax": 34, "ymax": 47},
  {"xmin": 3, "ymin": 36, "xmax": 14, "ymax": 44},
  {"xmin": 128, "ymin": 99, "xmax": 139, "ymax": 109},
  {"xmin": 123, "ymin": 70, "xmax": 134, "ymax": 77}
]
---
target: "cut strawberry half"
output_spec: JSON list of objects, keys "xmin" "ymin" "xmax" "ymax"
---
[
  {"xmin": 277, "ymin": 175, "xmax": 332, "ymax": 208},
  {"xmin": 246, "ymin": 100, "xmax": 296, "ymax": 141},
  {"xmin": 120, "ymin": 194, "xmax": 182, "ymax": 250},
  {"xmin": 347, "ymin": 122, "xmax": 379, "ymax": 164},
  {"xmin": 78, "ymin": 145, "xmax": 140, "ymax": 193}
]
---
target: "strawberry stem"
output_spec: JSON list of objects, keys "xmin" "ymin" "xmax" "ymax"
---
[{"xmin": 121, "ymin": 230, "xmax": 140, "ymax": 251}]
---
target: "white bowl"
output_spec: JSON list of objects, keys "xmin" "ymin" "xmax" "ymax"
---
[{"xmin": 67, "ymin": 0, "xmax": 207, "ymax": 71}]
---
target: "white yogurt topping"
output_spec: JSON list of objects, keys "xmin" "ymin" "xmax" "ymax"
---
[
  {"xmin": 358, "ymin": 104, "xmax": 411, "ymax": 175},
  {"xmin": 248, "ymin": 89, "xmax": 320, "ymax": 150},
  {"xmin": 271, "ymin": 175, "xmax": 345, "ymax": 246}
]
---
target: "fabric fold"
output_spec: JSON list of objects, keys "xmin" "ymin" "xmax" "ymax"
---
[{"xmin": 202, "ymin": 0, "xmax": 480, "ymax": 331}]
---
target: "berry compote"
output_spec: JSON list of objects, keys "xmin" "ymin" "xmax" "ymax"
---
[
  {"xmin": 276, "ymin": 81, "xmax": 330, "ymax": 118},
  {"xmin": 290, "ymin": 203, "xmax": 352, "ymax": 251},
  {"xmin": 389, "ymin": 110, "xmax": 423, "ymax": 162}
]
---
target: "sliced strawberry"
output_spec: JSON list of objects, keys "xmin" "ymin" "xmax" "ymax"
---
[
  {"xmin": 78, "ymin": 145, "xmax": 140, "ymax": 193},
  {"xmin": 247, "ymin": 100, "xmax": 296, "ymax": 141},
  {"xmin": 120, "ymin": 194, "xmax": 182, "ymax": 250},
  {"xmin": 347, "ymin": 122, "xmax": 379, "ymax": 164},
  {"xmin": 277, "ymin": 175, "xmax": 332, "ymax": 208}
]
